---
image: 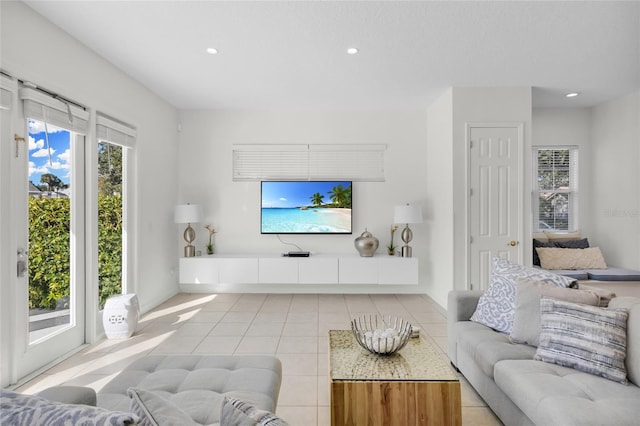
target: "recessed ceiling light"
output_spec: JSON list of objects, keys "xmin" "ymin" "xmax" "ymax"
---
[
  {"xmin": 347, "ymin": 47, "xmax": 359, "ymax": 55},
  {"xmin": 565, "ymin": 92, "xmax": 580, "ymax": 98},
  {"xmin": 206, "ymin": 47, "xmax": 218, "ymax": 55}
]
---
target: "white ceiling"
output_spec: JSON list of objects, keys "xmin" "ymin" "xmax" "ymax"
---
[{"xmin": 23, "ymin": 1, "xmax": 640, "ymax": 110}]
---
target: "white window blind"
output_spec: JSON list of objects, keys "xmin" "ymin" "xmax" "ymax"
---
[
  {"xmin": 233, "ymin": 144, "xmax": 386, "ymax": 181},
  {"xmin": 20, "ymin": 87, "xmax": 89, "ymax": 135},
  {"xmin": 0, "ymin": 74, "xmax": 16, "ymax": 110},
  {"xmin": 533, "ymin": 146, "xmax": 579, "ymax": 231},
  {"xmin": 96, "ymin": 113, "xmax": 136, "ymax": 148}
]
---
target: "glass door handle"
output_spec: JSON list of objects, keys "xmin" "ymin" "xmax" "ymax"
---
[{"xmin": 17, "ymin": 249, "xmax": 28, "ymax": 277}]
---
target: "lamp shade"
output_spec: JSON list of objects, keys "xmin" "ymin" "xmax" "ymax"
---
[
  {"xmin": 174, "ymin": 204, "xmax": 203, "ymax": 224},
  {"xmin": 394, "ymin": 204, "xmax": 423, "ymax": 224}
]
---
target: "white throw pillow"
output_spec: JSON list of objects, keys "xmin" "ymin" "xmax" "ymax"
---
[{"xmin": 509, "ymin": 278, "xmax": 601, "ymax": 346}]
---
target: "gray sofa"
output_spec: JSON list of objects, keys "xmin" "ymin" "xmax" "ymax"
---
[
  {"xmin": 2, "ymin": 355, "xmax": 283, "ymax": 426},
  {"xmin": 448, "ymin": 291, "xmax": 640, "ymax": 426}
]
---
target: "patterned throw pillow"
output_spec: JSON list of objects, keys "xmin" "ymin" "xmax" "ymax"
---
[
  {"xmin": 470, "ymin": 257, "xmax": 575, "ymax": 333},
  {"xmin": 0, "ymin": 389, "xmax": 137, "ymax": 426},
  {"xmin": 220, "ymin": 397, "xmax": 289, "ymax": 426},
  {"xmin": 534, "ymin": 297, "xmax": 629, "ymax": 384}
]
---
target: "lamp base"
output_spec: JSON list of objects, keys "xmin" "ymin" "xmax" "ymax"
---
[
  {"xmin": 401, "ymin": 245, "xmax": 412, "ymax": 258},
  {"xmin": 184, "ymin": 245, "xmax": 195, "ymax": 257}
]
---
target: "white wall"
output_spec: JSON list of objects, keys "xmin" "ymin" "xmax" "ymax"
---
[
  {"xmin": 426, "ymin": 89, "xmax": 455, "ymax": 308},
  {"xmin": 0, "ymin": 1, "xmax": 180, "ymax": 318},
  {"xmin": 590, "ymin": 91, "xmax": 640, "ymax": 268},
  {"xmin": 451, "ymin": 87, "xmax": 533, "ymax": 289},
  {"xmin": 176, "ymin": 109, "xmax": 431, "ymax": 292},
  {"xmin": 424, "ymin": 87, "xmax": 533, "ymax": 307},
  {"xmin": 532, "ymin": 96, "xmax": 640, "ymax": 270},
  {"xmin": 532, "ymin": 108, "xmax": 593, "ymax": 232}
]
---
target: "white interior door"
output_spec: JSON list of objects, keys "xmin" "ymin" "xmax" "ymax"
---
[
  {"xmin": 9, "ymin": 88, "xmax": 86, "ymax": 384},
  {"xmin": 469, "ymin": 124, "xmax": 523, "ymax": 290}
]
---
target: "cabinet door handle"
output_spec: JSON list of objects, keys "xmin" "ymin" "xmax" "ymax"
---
[{"xmin": 507, "ymin": 240, "xmax": 519, "ymax": 247}]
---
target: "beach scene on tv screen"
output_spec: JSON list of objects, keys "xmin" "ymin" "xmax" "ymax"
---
[{"xmin": 261, "ymin": 181, "xmax": 352, "ymax": 233}]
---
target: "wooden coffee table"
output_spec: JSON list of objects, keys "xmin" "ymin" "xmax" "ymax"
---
[{"xmin": 329, "ymin": 330, "xmax": 461, "ymax": 426}]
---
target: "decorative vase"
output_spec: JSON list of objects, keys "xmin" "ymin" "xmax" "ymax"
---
[
  {"xmin": 354, "ymin": 229, "xmax": 379, "ymax": 257},
  {"xmin": 206, "ymin": 244, "xmax": 214, "ymax": 255}
]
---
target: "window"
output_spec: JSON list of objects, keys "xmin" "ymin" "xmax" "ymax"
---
[
  {"xmin": 96, "ymin": 113, "xmax": 135, "ymax": 309},
  {"xmin": 533, "ymin": 147, "xmax": 578, "ymax": 231}
]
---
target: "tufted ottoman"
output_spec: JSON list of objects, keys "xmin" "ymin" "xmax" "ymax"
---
[{"xmin": 97, "ymin": 355, "xmax": 282, "ymax": 425}]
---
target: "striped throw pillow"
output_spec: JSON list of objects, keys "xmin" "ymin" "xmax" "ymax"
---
[{"xmin": 534, "ymin": 297, "xmax": 629, "ymax": 384}]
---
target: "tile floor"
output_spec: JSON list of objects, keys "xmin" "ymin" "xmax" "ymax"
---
[{"xmin": 16, "ymin": 293, "xmax": 503, "ymax": 426}]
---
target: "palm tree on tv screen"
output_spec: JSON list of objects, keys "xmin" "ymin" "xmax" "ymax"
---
[
  {"xmin": 310, "ymin": 192, "xmax": 324, "ymax": 207},
  {"xmin": 329, "ymin": 184, "xmax": 352, "ymax": 208}
]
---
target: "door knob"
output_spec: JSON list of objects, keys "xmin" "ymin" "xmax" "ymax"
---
[{"xmin": 507, "ymin": 240, "xmax": 519, "ymax": 247}]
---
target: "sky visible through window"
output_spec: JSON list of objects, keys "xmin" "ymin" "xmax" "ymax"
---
[{"xmin": 28, "ymin": 119, "xmax": 71, "ymax": 186}]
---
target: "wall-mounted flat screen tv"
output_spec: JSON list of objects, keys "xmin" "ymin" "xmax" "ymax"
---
[{"xmin": 261, "ymin": 181, "xmax": 352, "ymax": 234}]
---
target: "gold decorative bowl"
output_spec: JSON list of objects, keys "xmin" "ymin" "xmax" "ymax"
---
[{"xmin": 350, "ymin": 315, "xmax": 412, "ymax": 355}]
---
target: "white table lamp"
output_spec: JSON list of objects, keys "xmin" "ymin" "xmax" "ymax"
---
[
  {"xmin": 394, "ymin": 204, "xmax": 423, "ymax": 258},
  {"xmin": 174, "ymin": 203, "xmax": 203, "ymax": 257}
]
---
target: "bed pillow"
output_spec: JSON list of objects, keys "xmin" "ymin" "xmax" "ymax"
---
[
  {"xmin": 510, "ymin": 278, "xmax": 601, "ymax": 346},
  {"xmin": 534, "ymin": 297, "xmax": 628, "ymax": 384},
  {"xmin": 543, "ymin": 230, "xmax": 582, "ymax": 242},
  {"xmin": 0, "ymin": 389, "xmax": 137, "ymax": 425},
  {"xmin": 533, "ymin": 238, "xmax": 590, "ymax": 266},
  {"xmin": 469, "ymin": 257, "xmax": 575, "ymax": 333},
  {"xmin": 127, "ymin": 388, "xmax": 197, "ymax": 426},
  {"xmin": 220, "ymin": 397, "xmax": 289, "ymax": 426},
  {"xmin": 537, "ymin": 247, "xmax": 607, "ymax": 270},
  {"xmin": 555, "ymin": 238, "xmax": 590, "ymax": 249},
  {"xmin": 532, "ymin": 239, "xmax": 556, "ymax": 266}
]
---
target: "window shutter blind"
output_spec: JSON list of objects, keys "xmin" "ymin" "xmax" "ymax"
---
[
  {"xmin": 233, "ymin": 144, "xmax": 386, "ymax": 181},
  {"xmin": 533, "ymin": 146, "xmax": 578, "ymax": 231},
  {"xmin": 0, "ymin": 74, "xmax": 16, "ymax": 110},
  {"xmin": 233, "ymin": 145, "xmax": 309, "ymax": 180},
  {"xmin": 20, "ymin": 87, "xmax": 89, "ymax": 134},
  {"xmin": 96, "ymin": 113, "xmax": 136, "ymax": 148},
  {"xmin": 308, "ymin": 144, "xmax": 385, "ymax": 181}
]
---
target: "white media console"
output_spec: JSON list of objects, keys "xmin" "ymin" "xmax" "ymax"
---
[{"xmin": 179, "ymin": 254, "xmax": 418, "ymax": 292}]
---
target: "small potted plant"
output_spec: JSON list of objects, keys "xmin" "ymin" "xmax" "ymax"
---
[
  {"xmin": 204, "ymin": 224, "xmax": 216, "ymax": 255},
  {"xmin": 387, "ymin": 225, "xmax": 398, "ymax": 255}
]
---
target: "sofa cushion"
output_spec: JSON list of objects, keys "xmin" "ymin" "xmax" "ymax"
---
[
  {"xmin": 98, "ymin": 355, "xmax": 282, "ymax": 426},
  {"xmin": 534, "ymin": 298, "xmax": 628, "ymax": 384},
  {"xmin": 36, "ymin": 385, "xmax": 97, "ymax": 406},
  {"xmin": 586, "ymin": 267, "xmax": 640, "ymax": 281},
  {"xmin": 494, "ymin": 359, "xmax": 640, "ymax": 426},
  {"xmin": 542, "ymin": 268, "xmax": 590, "ymax": 280},
  {"xmin": 470, "ymin": 257, "xmax": 575, "ymax": 333},
  {"xmin": 127, "ymin": 388, "xmax": 198, "ymax": 426},
  {"xmin": 454, "ymin": 321, "xmax": 536, "ymax": 379},
  {"xmin": 0, "ymin": 389, "xmax": 138, "ymax": 426},
  {"xmin": 537, "ymin": 247, "xmax": 608, "ymax": 270},
  {"xmin": 608, "ymin": 297, "xmax": 640, "ymax": 386},
  {"xmin": 220, "ymin": 397, "xmax": 289, "ymax": 426},
  {"xmin": 510, "ymin": 279, "xmax": 601, "ymax": 347}
]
